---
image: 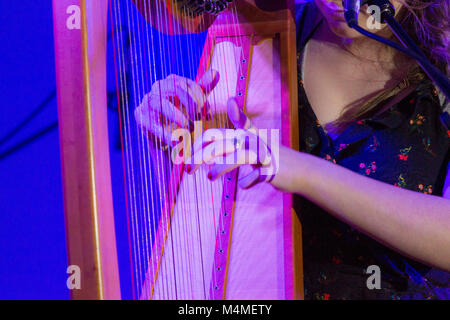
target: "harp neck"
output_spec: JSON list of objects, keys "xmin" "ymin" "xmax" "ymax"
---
[{"xmin": 133, "ymin": 0, "xmax": 295, "ymax": 34}]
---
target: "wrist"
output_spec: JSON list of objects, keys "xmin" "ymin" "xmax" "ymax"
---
[{"xmin": 270, "ymin": 146, "xmax": 311, "ymax": 194}]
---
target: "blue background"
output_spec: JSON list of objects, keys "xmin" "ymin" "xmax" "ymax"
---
[{"xmin": 0, "ymin": 1, "xmax": 68, "ymax": 299}]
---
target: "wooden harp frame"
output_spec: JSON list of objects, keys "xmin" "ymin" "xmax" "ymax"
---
[{"xmin": 52, "ymin": 0, "xmax": 303, "ymax": 300}]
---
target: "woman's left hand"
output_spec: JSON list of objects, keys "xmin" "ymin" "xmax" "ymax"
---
[{"xmin": 185, "ymin": 98, "xmax": 278, "ymax": 189}]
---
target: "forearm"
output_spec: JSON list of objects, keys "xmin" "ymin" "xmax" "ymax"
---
[{"xmin": 272, "ymin": 146, "xmax": 450, "ymax": 271}]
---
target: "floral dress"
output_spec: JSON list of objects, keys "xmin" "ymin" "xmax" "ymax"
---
[{"xmin": 295, "ymin": 1, "xmax": 450, "ymax": 300}]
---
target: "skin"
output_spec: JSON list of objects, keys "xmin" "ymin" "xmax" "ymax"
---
[
  {"xmin": 306, "ymin": 0, "xmax": 413, "ymax": 128},
  {"xmin": 136, "ymin": 0, "xmax": 450, "ymax": 272}
]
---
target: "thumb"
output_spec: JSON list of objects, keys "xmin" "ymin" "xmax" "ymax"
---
[
  {"xmin": 199, "ymin": 68, "xmax": 220, "ymax": 94},
  {"xmin": 227, "ymin": 98, "xmax": 253, "ymax": 130},
  {"xmin": 238, "ymin": 169, "xmax": 262, "ymax": 189}
]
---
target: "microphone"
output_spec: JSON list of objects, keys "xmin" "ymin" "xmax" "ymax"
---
[{"xmin": 342, "ymin": 0, "xmax": 365, "ymax": 27}]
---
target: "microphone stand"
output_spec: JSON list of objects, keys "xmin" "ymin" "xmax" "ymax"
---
[{"xmin": 345, "ymin": 0, "xmax": 450, "ymax": 131}]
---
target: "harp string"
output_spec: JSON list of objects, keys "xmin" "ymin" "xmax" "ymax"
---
[
  {"xmin": 119, "ymin": 0, "xmax": 142, "ymax": 299},
  {"xmin": 129, "ymin": 0, "xmax": 149, "ymax": 299},
  {"xmin": 178, "ymin": 2, "xmax": 203, "ymax": 299},
  {"xmin": 161, "ymin": 0, "xmax": 187, "ymax": 299},
  {"xmin": 137, "ymin": 0, "xmax": 156, "ymax": 301},
  {"xmin": 188, "ymin": 4, "xmax": 212, "ymax": 300},
  {"xmin": 210, "ymin": 8, "xmax": 229, "ymax": 298},
  {"xmin": 111, "ymin": 0, "xmax": 140, "ymax": 300},
  {"xmin": 137, "ymin": 1, "xmax": 156, "ymax": 300},
  {"xmin": 178, "ymin": 2, "xmax": 200, "ymax": 299},
  {"xmin": 169, "ymin": 0, "xmax": 192, "ymax": 299},
  {"xmin": 127, "ymin": 0, "xmax": 146, "ymax": 299},
  {"xmin": 141, "ymin": 0, "xmax": 162, "ymax": 299},
  {"xmin": 195, "ymin": 3, "xmax": 222, "ymax": 299},
  {"xmin": 111, "ymin": 0, "xmax": 244, "ymax": 299},
  {"xmin": 203, "ymin": 13, "xmax": 218, "ymax": 300},
  {"xmin": 166, "ymin": 0, "xmax": 209, "ymax": 299},
  {"xmin": 155, "ymin": 1, "xmax": 204, "ymax": 298},
  {"xmin": 131, "ymin": 0, "xmax": 158, "ymax": 300},
  {"xmin": 149, "ymin": 2, "xmax": 186, "ymax": 299},
  {"xmin": 208, "ymin": 4, "xmax": 245, "ymax": 299},
  {"xmin": 152, "ymin": 0, "xmax": 173, "ymax": 299},
  {"xmin": 176, "ymin": 0, "xmax": 197, "ymax": 299},
  {"xmin": 186, "ymin": 8, "xmax": 202, "ymax": 297},
  {"xmin": 108, "ymin": 0, "xmax": 136, "ymax": 300},
  {"xmin": 112, "ymin": 0, "xmax": 131, "ymax": 298}
]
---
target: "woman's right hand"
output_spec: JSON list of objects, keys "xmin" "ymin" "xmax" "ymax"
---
[{"xmin": 134, "ymin": 69, "xmax": 220, "ymax": 145}]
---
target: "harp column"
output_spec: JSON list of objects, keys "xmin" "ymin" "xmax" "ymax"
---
[{"xmin": 52, "ymin": 0, "xmax": 121, "ymax": 299}]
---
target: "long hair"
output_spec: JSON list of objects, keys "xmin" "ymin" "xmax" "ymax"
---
[
  {"xmin": 327, "ymin": 0, "xmax": 449, "ymax": 133},
  {"xmin": 397, "ymin": 0, "xmax": 449, "ymax": 71}
]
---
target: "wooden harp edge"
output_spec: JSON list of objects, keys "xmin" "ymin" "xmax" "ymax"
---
[
  {"xmin": 52, "ymin": 0, "xmax": 121, "ymax": 299},
  {"xmin": 280, "ymin": 13, "xmax": 304, "ymax": 300}
]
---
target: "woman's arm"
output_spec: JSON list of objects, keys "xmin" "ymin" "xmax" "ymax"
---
[
  {"xmin": 190, "ymin": 99, "xmax": 450, "ymax": 271},
  {"xmin": 273, "ymin": 145, "xmax": 450, "ymax": 272}
]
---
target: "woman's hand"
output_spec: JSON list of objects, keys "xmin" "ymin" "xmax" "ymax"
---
[
  {"xmin": 134, "ymin": 69, "xmax": 219, "ymax": 145},
  {"xmin": 186, "ymin": 98, "xmax": 279, "ymax": 189}
]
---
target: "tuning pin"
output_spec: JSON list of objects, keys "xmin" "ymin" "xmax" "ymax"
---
[{"xmin": 178, "ymin": 0, "xmax": 234, "ymax": 16}]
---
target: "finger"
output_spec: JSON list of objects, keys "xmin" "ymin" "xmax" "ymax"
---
[
  {"xmin": 199, "ymin": 69, "xmax": 220, "ymax": 94},
  {"xmin": 208, "ymin": 163, "xmax": 240, "ymax": 181},
  {"xmin": 166, "ymin": 75, "xmax": 200, "ymax": 116},
  {"xmin": 201, "ymin": 138, "xmax": 237, "ymax": 165},
  {"xmin": 188, "ymin": 127, "xmax": 244, "ymax": 174},
  {"xmin": 185, "ymin": 132, "xmax": 215, "ymax": 174},
  {"xmin": 238, "ymin": 168, "xmax": 263, "ymax": 189},
  {"xmin": 139, "ymin": 117, "xmax": 173, "ymax": 145},
  {"xmin": 138, "ymin": 95, "xmax": 190, "ymax": 129},
  {"xmin": 208, "ymin": 147, "xmax": 262, "ymax": 183},
  {"xmin": 152, "ymin": 75, "xmax": 199, "ymax": 118},
  {"xmin": 134, "ymin": 102, "xmax": 155, "ymax": 130},
  {"xmin": 156, "ymin": 72, "xmax": 218, "ymax": 119},
  {"xmin": 191, "ymin": 128, "xmax": 229, "ymax": 155},
  {"xmin": 185, "ymin": 80, "xmax": 210, "ymax": 119},
  {"xmin": 183, "ymin": 76, "xmax": 216, "ymax": 119},
  {"xmin": 227, "ymin": 98, "xmax": 253, "ymax": 130},
  {"xmin": 151, "ymin": 79, "xmax": 178, "ymax": 98},
  {"xmin": 195, "ymin": 69, "xmax": 219, "ymax": 119},
  {"xmin": 135, "ymin": 101, "xmax": 180, "ymax": 145},
  {"xmin": 150, "ymin": 96, "xmax": 191, "ymax": 129},
  {"xmin": 207, "ymin": 151, "xmax": 242, "ymax": 181},
  {"xmin": 186, "ymin": 130, "xmax": 229, "ymax": 174},
  {"xmin": 171, "ymin": 76, "xmax": 212, "ymax": 120}
]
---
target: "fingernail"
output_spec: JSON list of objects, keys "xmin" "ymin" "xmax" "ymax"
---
[{"xmin": 207, "ymin": 172, "xmax": 212, "ymax": 180}]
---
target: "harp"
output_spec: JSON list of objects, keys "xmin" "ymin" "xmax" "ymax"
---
[{"xmin": 52, "ymin": 0, "xmax": 303, "ymax": 299}]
